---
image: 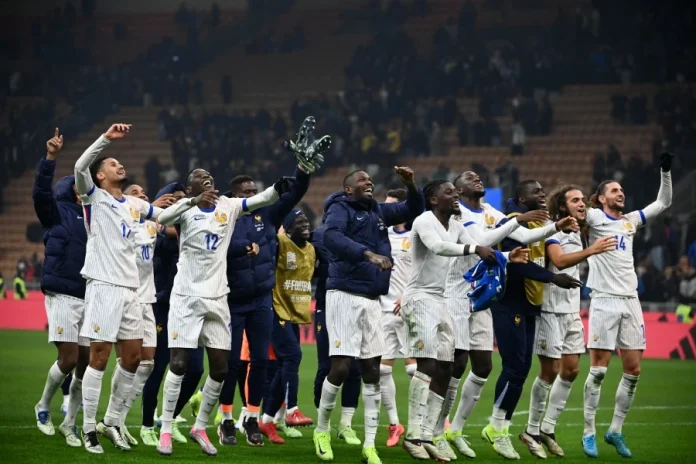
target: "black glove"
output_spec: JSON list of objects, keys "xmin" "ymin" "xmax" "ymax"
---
[
  {"xmin": 551, "ymin": 273, "xmax": 583, "ymax": 289},
  {"xmin": 660, "ymin": 151, "xmax": 674, "ymax": 172},
  {"xmin": 273, "ymin": 176, "xmax": 296, "ymax": 195}
]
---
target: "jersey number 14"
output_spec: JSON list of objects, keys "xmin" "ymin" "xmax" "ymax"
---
[{"xmin": 614, "ymin": 235, "xmax": 626, "ymax": 251}]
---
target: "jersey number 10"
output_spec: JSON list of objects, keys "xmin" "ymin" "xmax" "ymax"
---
[
  {"xmin": 205, "ymin": 233, "xmax": 219, "ymax": 250},
  {"xmin": 614, "ymin": 235, "xmax": 626, "ymax": 251}
]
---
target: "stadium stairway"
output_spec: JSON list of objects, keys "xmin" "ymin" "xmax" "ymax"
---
[{"xmin": 0, "ymin": 107, "xmax": 172, "ymax": 278}]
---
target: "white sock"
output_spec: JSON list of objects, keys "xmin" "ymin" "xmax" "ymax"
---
[
  {"xmin": 195, "ymin": 377, "xmax": 224, "ymax": 430},
  {"xmin": 362, "ymin": 382, "xmax": 381, "ymax": 448},
  {"xmin": 82, "ymin": 366, "xmax": 104, "ymax": 433},
  {"xmin": 583, "ymin": 366, "xmax": 607, "ymax": 436},
  {"xmin": 451, "ymin": 371, "xmax": 487, "ymax": 432},
  {"xmin": 222, "ymin": 409, "xmax": 233, "ymax": 421},
  {"xmin": 38, "ymin": 362, "xmax": 69, "ymax": 410},
  {"xmin": 421, "ymin": 391, "xmax": 444, "ymax": 441},
  {"xmin": 380, "ymin": 364, "xmax": 399, "ymax": 425},
  {"xmin": 406, "ymin": 371, "xmax": 431, "ymax": 439},
  {"xmin": 287, "ymin": 406, "xmax": 298, "ymax": 414},
  {"xmin": 609, "ymin": 374, "xmax": 639, "ymax": 433},
  {"xmin": 160, "ymin": 371, "xmax": 184, "ymax": 434},
  {"xmin": 62, "ymin": 394, "xmax": 70, "ymax": 407},
  {"xmin": 275, "ymin": 404, "xmax": 287, "ymax": 423},
  {"xmin": 121, "ymin": 361, "xmax": 154, "ymax": 428},
  {"xmin": 527, "ymin": 377, "xmax": 551, "ymax": 435},
  {"xmin": 435, "ymin": 377, "xmax": 459, "ymax": 437},
  {"xmin": 61, "ymin": 375, "xmax": 83, "ymax": 427},
  {"xmin": 405, "ymin": 363, "xmax": 417, "ymax": 378},
  {"xmin": 262, "ymin": 413, "xmax": 275, "ymax": 424},
  {"xmin": 316, "ymin": 379, "xmax": 340, "ymax": 432},
  {"xmin": 104, "ymin": 364, "xmax": 135, "ymax": 427},
  {"xmin": 490, "ymin": 406, "xmax": 507, "ymax": 431},
  {"xmin": 340, "ymin": 407, "xmax": 355, "ymax": 429},
  {"xmin": 541, "ymin": 376, "xmax": 574, "ymax": 434}
]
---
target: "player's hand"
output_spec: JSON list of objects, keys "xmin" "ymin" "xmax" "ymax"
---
[
  {"xmin": 246, "ymin": 243, "xmax": 260, "ymax": 256},
  {"xmin": 191, "ymin": 190, "xmax": 219, "ymax": 206},
  {"xmin": 475, "ymin": 246, "xmax": 497, "ymax": 263},
  {"xmin": 590, "ymin": 236, "xmax": 617, "ymax": 255},
  {"xmin": 555, "ymin": 216, "xmax": 579, "ymax": 232},
  {"xmin": 104, "ymin": 123, "xmax": 132, "ymax": 140},
  {"xmin": 151, "ymin": 194, "xmax": 177, "ymax": 209},
  {"xmin": 551, "ymin": 273, "xmax": 583, "ymax": 289},
  {"xmin": 393, "ymin": 297, "xmax": 402, "ymax": 316},
  {"xmin": 394, "ymin": 166, "xmax": 416, "ymax": 186},
  {"xmin": 273, "ymin": 176, "xmax": 296, "ymax": 195},
  {"xmin": 509, "ymin": 247, "xmax": 530, "ymax": 263},
  {"xmin": 364, "ymin": 250, "xmax": 392, "ymax": 271},
  {"xmin": 517, "ymin": 210, "xmax": 549, "ymax": 224},
  {"xmin": 46, "ymin": 128, "xmax": 64, "ymax": 160},
  {"xmin": 660, "ymin": 151, "xmax": 674, "ymax": 172}
]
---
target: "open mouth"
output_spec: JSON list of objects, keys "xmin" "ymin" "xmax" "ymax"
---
[
  {"xmin": 474, "ymin": 181, "xmax": 483, "ymax": 189},
  {"xmin": 202, "ymin": 179, "xmax": 213, "ymax": 188},
  {"xmin": 364, "ymin": 186, "xmax": 374, "ymax": 195},
  {"xmin": 117, "ymin": 170, "xmax": 126, "ymax": 177}
]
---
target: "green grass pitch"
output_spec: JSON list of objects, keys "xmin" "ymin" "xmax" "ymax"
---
[{"xmin": 0, "ymin": 329, "xmax": 694, "ymax": 463}]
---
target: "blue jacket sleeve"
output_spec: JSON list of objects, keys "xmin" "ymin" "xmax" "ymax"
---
[
  {"xmin": 380, "ymin": 186, "xmax": 425, "ymax": 227},
  {"xmin": 268, "ymin": 167, "xmax": 311, "ymax": 229},
  {"xmin": 323, "ymin": 204, "xmax": 368, "ymax": 262},
  {"xmin": 32, "ymin": 158, "xmax": 61, "ymax": 228},
  {"xmin": 228, "ymin": 238, "xmax": 252, "ymax": 258}
]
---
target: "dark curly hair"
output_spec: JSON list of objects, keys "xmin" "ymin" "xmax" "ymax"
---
[
  {"xmin": 423, "ymin": 179, "xmax": 448, "ymax": 211},
  {"xmin": 548, "ymin": 184, "xmax": 583, "ymax": 221}
]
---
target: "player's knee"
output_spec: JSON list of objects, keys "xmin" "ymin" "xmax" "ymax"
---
[
  {"xmin": 209, "ymin": 364, "xmax": 228, "ymax": 382},
  {"xmin": 361, "ymin": 363, "xmax": 380, "ymax": 384},
  {"xmin": 452, "ymin": 357, "xmax": 467, "ymax": 379},
  {"xmin": 561, "ymin": 365, "xmax": 579, "ymax": 382},
  {"xmin": 623, "ymin": 364, "xmax": 640, "ymax": 377},
  {"xmin": 471, "ymin": 359, "xmax": 492, "ymax": 379},
  {"xmin": 169, "ymin": 356, "xmax": 188, "ymax": 376},
  {"xmin": 57, "ymin": 349, "xmax": 79, "ymax": 372}
]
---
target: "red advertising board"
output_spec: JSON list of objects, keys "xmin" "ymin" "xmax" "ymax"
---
[{"xmin": 2, "ymin": 292, "xmax": 694, "ymax": 360}]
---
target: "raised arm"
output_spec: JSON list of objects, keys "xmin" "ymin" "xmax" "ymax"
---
[
  {"xmin": 415, "ymin": 216, "xmax": 479, "ymax": 257},
  {"xmin": 243, "ymin": 185, "xmax": 280, "ymax": 214},
  {"xmin": 632, "ymin": 169, "xmax": 672, "ymax": 226},
  {"xmin": 268, "ymin": 167, "xmax": 311, "ymax": 228},
  {"xmin": 74, "ymin": 135, "xmax": 109, "ymax": 196},
  {"xmin": 381, "ymin": 167, "xmax": 425, "ymax": 226},
  {"xmin": 323, "ymin": 204, "xmax": 368, "ymax": 262},
  {"xmin": 33, "ymin": 158, "xmax": 61, "ymax": 228},
  {"xmin": 158, "ymin": 198, "xmax": 196, "ymax": 226}
]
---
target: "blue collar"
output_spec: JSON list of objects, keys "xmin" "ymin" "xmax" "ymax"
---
[
  {"xmin": 603, "ymin": 211, "xmax": 620, "ymax": 221},
  {"xmin": 459, "ymin": 200, "xmax": 482, "ymax": 214},
  {"xmin": 199, "ymin": 205, "xmax": 216, "ymax": 213}
]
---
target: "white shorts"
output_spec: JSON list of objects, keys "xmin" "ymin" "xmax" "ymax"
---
[
  {"xmin": 81, "ymin": 281, "xmax": 142, "ymax": 343},
  {"xmin": 588, "ymin": 296, "xmax": 646, "ymax": 351},
  {"xmin": 45, "ymin": 293, "xmax": 89, "ymax": 346},
  {"xmin": 446, "ymin": 297, "xmax": 495, "ymax": 352},
  {"xmin": 168, "ymin": 293, "xmax": 231, "ymax": 350},
  {"xmin": 142, "ymin": 303, "xmax": 157, "ymax": 349},
  {"xmin": 533, "ymin": 311, "xmax": 586, "ymax": 359},
  {"xmin": 326, "ymin": 290, "xmax": 385, "ymax": 359},
  {"xmin": 403, "ymin": 297, "xmax": 454, "ymax": 362},
  {"xmin": 381, "ymin": 311, "xmax": 409, "ymax": 359}
]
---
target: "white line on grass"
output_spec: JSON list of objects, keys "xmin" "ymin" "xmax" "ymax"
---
[{"xmin": 511, "ymin": 404, "xmax": 696, "ymax": 416}]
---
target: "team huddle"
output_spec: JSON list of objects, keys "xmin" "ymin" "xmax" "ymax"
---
[{"xmin": 31, "ymin": 119, "xmax": 673, "ymax": 462}]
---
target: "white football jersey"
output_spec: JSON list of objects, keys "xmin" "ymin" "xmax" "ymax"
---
[
  {"xmin": 171, "ymin": 196, "xmax": 245, "ymax": 298},
  {"xmin": 134, "ymin": 220, "xmax": 158, "ymax": 304},
  {"xmin": 80, "ymin": 188, "xmax": 156, "ymax": 289},
  {"xmin": 542, "ymin": 231, "xmax": 582, "ymax": 313},
  {"xmin": 585, "ymin": 208, "xmax": 644, "ymax": 297},
  {"xmin": 381, "ymin": 227, "xmax": 413, "ymax": 311},
  {"xmin": 403, "ymin": 212, "xmax": 474, "ymax": 304},
  {"xmin": 444, "ymin": 203, "xmax": 504, "ymax": 299}
]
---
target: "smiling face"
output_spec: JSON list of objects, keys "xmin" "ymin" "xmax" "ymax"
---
[
  {"xmin": 520, "ymin": 181, "xmax": 547, "ymax": 211},
  {"xmin": 97, "ymin": 158, "xmax": 127, "ymax": 187},
  {"xmin": 344, "ymin": 171, "xmax": 374, "ymax": 201},
  {"xmin": 599, "ymin": 181, "xmax": 625, "ymax": 212},
  {"xmin": 124, "ymin": 184, "xmax": 148, "ymax": 202},
  {"xmin": 289, "ymin": 214, "xmax": 311, "ymax": 241},
  {"xmin": 429, "ymin": 182, "xmax": 460, "ymax": 216},
  {"xmin": 564, "ymin": 189, "xmax": 586, "ymax": 221},
  {"xmin": 455, "ymin": 171, "xmax": 485, "ymax": 199},
  {"xmin": 186, "ymin": 169, "xmax": 214, "ymax": 197}
]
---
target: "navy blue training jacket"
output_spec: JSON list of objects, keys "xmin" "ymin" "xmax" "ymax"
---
[
  {"xmin": 311, "ymin": 226, "xmax": 329, "ymax": 310},
  {"xmin": 226, "ymin": 167, "xmax": 310, "ymax": 312},
  {"xmin": 153, "ymin": 183, "xmax": 184, "ymax": 307},
  {"xmin": 33, "ymin": 157, "xmax": 87, "ymax": 299},
  {"xmin": 323, "ymin": 187, "xmax": 424, "ymax": 298}
]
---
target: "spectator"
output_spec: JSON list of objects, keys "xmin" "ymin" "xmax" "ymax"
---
[
  {"xmin": 677, "ymin": 256, "xmax": 696, "ymax": 304},
  {"xmin": 511, "ymin": 122, "xmax": 525, "ymax": 155}
]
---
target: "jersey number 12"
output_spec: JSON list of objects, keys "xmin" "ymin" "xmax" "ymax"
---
[{"xmin": 205, "ymin": 233, "xmax": 219, "ymax": 250}]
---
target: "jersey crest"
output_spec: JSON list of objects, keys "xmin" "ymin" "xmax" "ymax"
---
[
  {"xmin": 215, "ymin": 211, "xmax": 228, "ymax": 224},
  {"xmin": 146, "ymin": 223, "xmax": 157, "ymax": 237},
  {"xmin": 130, "ymin": 207, "xmax": 140, "ymax": 221},
  {"xmin": 401, "ymin": 237, "xmax": 412, "ymax": 250},
  {"xmin": 485, "ymin": 214, "xmax": 495, "ymax": 227},
  {"xmin": 286, "ymin": 251, "xmax": 297, "ymax": 270}
]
